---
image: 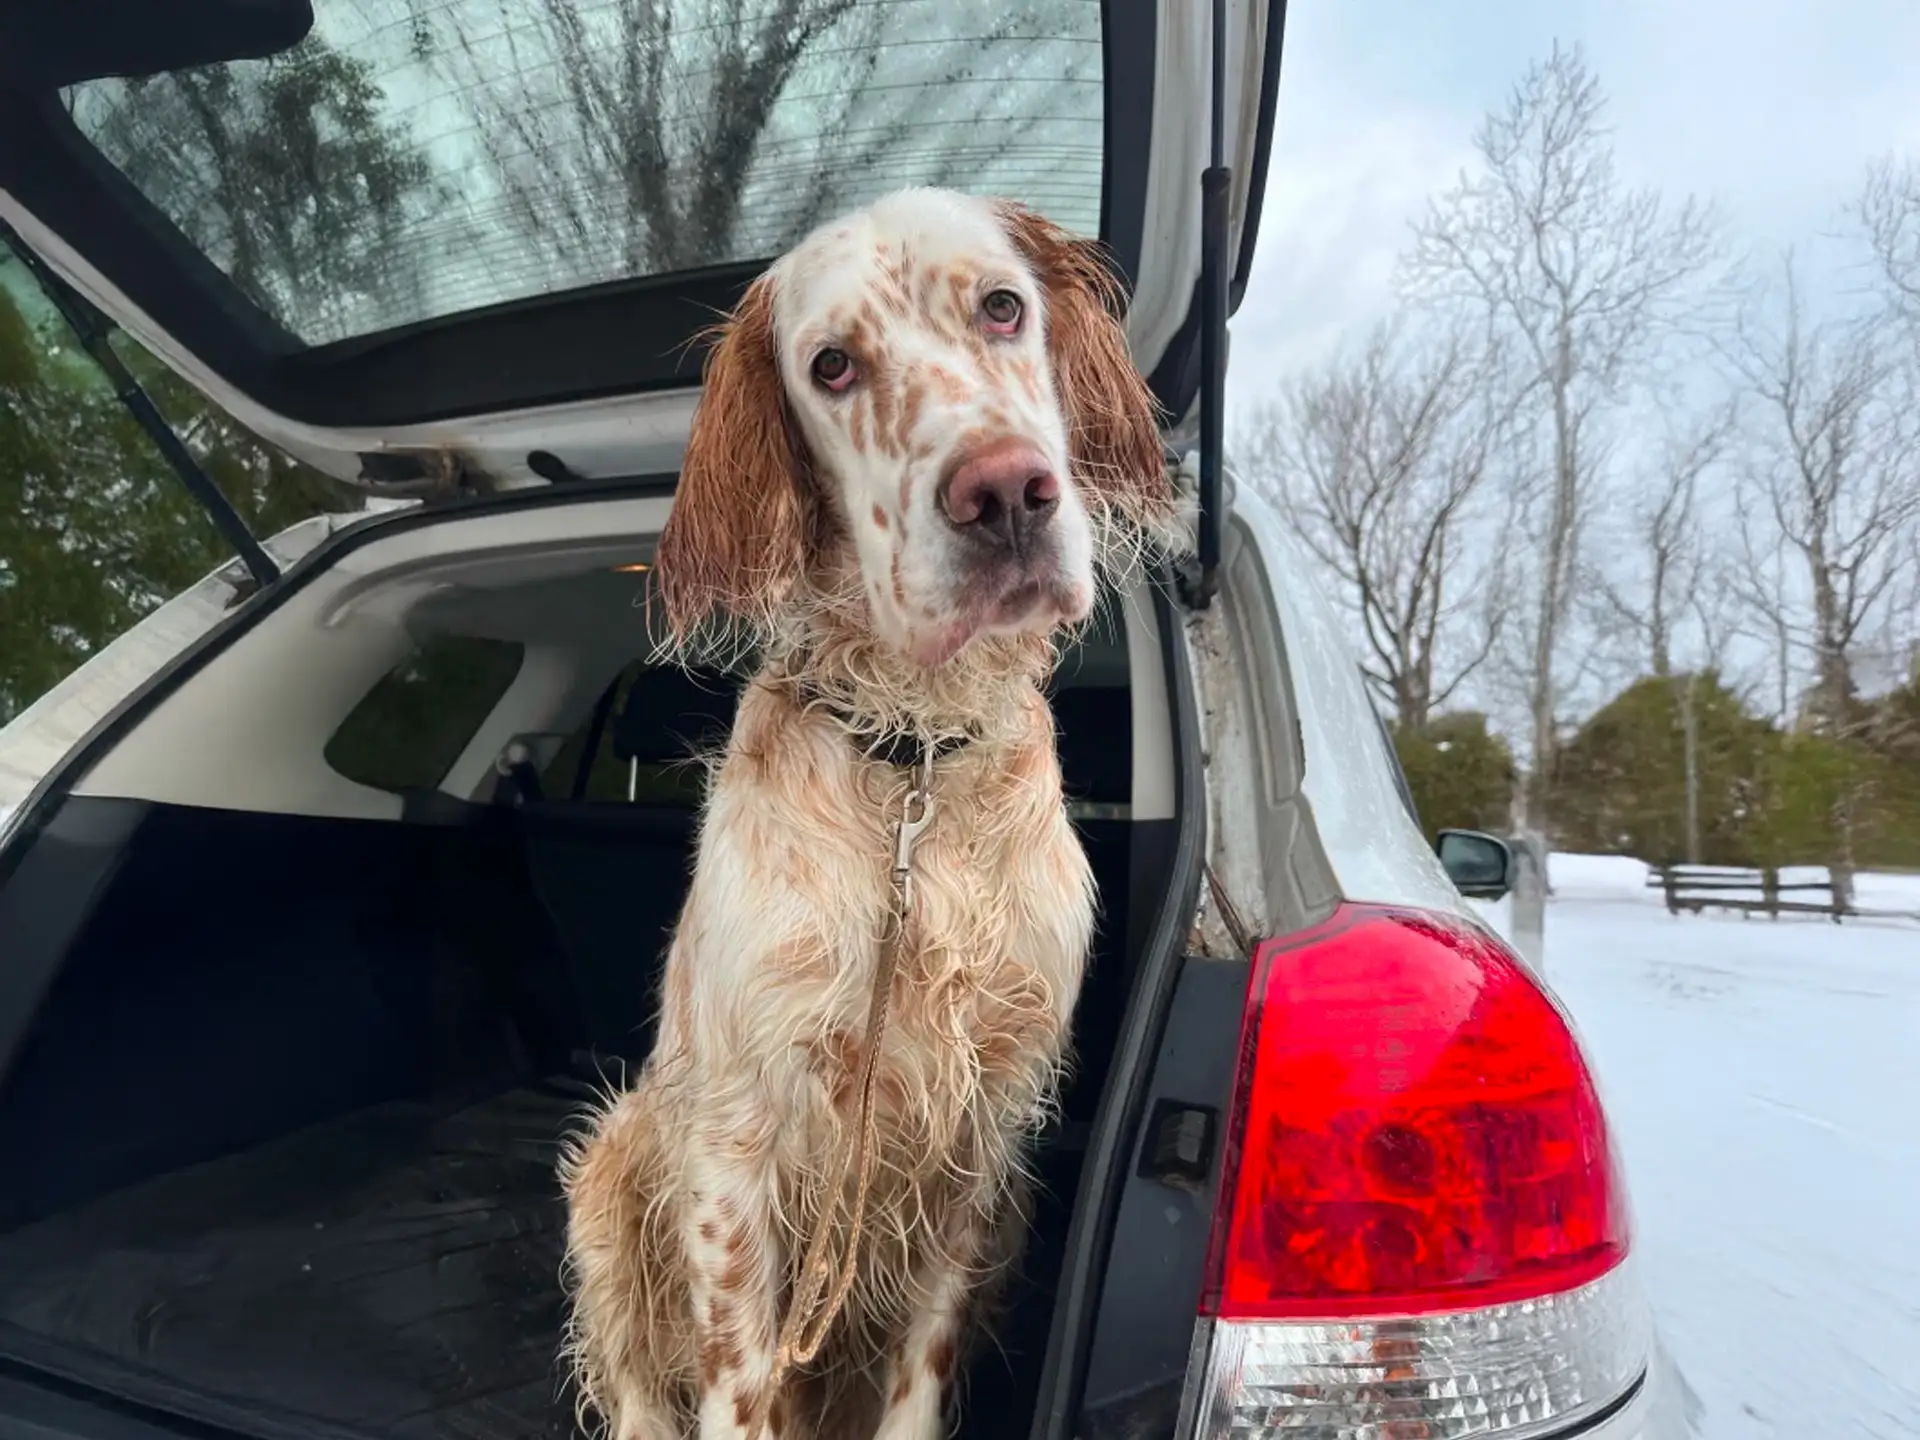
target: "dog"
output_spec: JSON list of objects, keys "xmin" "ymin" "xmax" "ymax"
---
[{"xmin": 561, "ymin": 187, "xmax": 1168, "ymax": 1440}]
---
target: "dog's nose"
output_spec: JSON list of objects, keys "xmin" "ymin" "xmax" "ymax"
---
[{"xmin": 939, "ymin": 439, "xmax": 1059, "ymax": 548}]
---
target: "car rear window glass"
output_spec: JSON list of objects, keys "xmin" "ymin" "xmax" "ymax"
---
[
  {"xmin": 62, "ymin": 0, "xmax": 1104, "ymax": 346},
  {"xmin": 324, "ymin": 633, "xmax": 525, "ymax": 793}
]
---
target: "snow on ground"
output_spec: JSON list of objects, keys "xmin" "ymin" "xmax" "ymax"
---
[{"xmin": 1481, "ymin": 857, "xmax": 1920, "ymax": 1439}]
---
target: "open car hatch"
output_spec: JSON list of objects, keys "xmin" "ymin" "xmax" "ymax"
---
[{"xmin": 0, "ymin": 0, "xmax": 1282, "ymax": 493}]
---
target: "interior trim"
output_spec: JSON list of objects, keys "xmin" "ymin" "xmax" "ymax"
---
[
  {"xmin": 1029, "ymin": 564, "xmax": 1206, "ymax": 1440},
  {"xmin": 0, "ymin": 478, "xmax": 677, "ymax": 884}
]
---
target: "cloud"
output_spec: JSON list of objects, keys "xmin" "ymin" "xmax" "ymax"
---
[
  {"xmin": 1229, "ymin": 88, "xmax": 1471, "ymax": 419},
  {"xmin": 1232, "ymin": 0, "xmax": 1920, "ymax": 413}
]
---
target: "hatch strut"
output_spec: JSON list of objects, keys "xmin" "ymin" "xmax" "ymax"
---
[
  {"xmin": 1179, "ymin": 0, "xmax": 1232, "ymax": 610},
  {"xmin": 1, "ymin": 222, "xmax": 282, "ymax": 589}
]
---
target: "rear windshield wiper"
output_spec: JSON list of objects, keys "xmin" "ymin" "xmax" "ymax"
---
[{"xmin": 1, "ymin": 221, "xmax": 281, "ymax": 589}]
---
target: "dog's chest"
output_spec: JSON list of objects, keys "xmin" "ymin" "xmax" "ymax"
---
[{"xmin": 694, "ymin": 722, "xmax": 1094, "ymax": 1102}]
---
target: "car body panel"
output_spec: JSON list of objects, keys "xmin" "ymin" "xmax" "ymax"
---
[{"xmin": 1228, "ymin": 482, "xmax": 1466, "ymax": 918}]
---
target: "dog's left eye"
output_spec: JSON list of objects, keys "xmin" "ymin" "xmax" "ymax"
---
[{"xmin": 981, "ymin": 290, "xmax": 1024, "ymax": 333}]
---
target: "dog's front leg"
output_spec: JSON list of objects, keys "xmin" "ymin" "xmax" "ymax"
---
[
  {"xmin": 684, "ymin": 1092, "xmax": 784, "ymax": 1440},
  {"xmin": 871, "ymin": 1190, "xmax": 1013, "ymax": 1440}
]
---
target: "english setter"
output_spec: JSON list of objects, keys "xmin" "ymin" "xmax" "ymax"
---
[{"xmin": 562, "ymin": 187, "xmax": 1167, "ymax": 1440}]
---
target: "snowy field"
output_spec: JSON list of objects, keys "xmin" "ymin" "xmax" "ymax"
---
[{"xmin": 1478, "ymin": 856, "xmax": 1920, "ymax": 1440}]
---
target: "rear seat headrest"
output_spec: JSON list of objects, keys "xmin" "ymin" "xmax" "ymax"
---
[{"xmin": 611, "ymin": 666, "xmax": 743, "ymax": 764}]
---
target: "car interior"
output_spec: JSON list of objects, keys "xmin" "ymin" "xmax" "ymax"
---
[{"xmin": 0, "ymin": 524, "xmax": 1180, "ymax": 1440}]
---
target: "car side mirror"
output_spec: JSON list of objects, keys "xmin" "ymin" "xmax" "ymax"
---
[{"xmin": 1436, "ymin": 828, "xmax": 1515, "ymax": 901}]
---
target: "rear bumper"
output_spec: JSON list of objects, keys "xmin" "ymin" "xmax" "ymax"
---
[{"xmin": 1581, "ymin": 1342, "xmax": 1696, "ymax": 1440}]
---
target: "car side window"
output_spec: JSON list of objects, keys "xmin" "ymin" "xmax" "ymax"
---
[{"xmin": 323, "ymin": 635, "xmax": 525, "ymax": 794}]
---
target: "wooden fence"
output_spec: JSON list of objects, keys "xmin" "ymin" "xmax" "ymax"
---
[{"xmin": 1647, "ymin": 863, "xmax": 1919, "ymax": 923}]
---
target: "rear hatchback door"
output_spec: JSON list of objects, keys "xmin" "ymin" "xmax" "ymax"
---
[{"xmin": 0, "ymin": 0, "xmax": 1282, "ymax": 488}]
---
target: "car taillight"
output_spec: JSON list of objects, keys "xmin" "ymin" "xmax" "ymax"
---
[{"xmin": 1179, "ymin": 904, "xmax": 1649, "ymax": 1439}]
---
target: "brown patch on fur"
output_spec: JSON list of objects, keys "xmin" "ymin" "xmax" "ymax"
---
[
  {"xmin": 700, "ymin": 1329, "xmax": 739, "ymax": 1385},
  {"xmin": 851, "ymin": 394, "xmax": 870, "ymax": 454},
  {"xmin": 947, "ymin": 270, "xmax": 977, "ymax": 327},
  {"xmin": 733, "ymin": 1391, "xmax": 757, "ymax": 1428},
  {"xmin": 928, "ymin": 1334, "xmax": 957, "ymax": 1381},
  {"xmin": 930, "ymin": 365, "xmax": 969, "ymax": 405},
  {"xmin": 654, "ymin": 276, "xmax": 826, "ymax": 639},
  {"xmin": 698, "ymin": 1219, "xmax": 720, "ymax": 1244},
  {"xmin": 994, "ymin": 202, "xmax": 1169, "ymax": 529},
  {"xmin": 719, "ymin": 1236, "xmax": 753, "ymax": 1292},
  {"xmin": 895, "ymin": 373, "xmax": 928, "ymax": 455},
  {"xmin": 892, "ymin": 1370, "xmax": 915, "ymax": 1404},
  {"xmin": 871, "ymin": 503, "xmax": 889, "ymax": 530},
  {"xmin": 869, "ymin": 348, "xmax": 901, "ymax": 461},
  {"xmin": 1010, "ymin": 355, "xmax": 1043, "ymax": 404}
]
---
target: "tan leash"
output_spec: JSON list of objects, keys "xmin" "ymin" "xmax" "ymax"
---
[{"xmin": 761, "ymin": 748, "xmax": 936, "ymax": 1407}]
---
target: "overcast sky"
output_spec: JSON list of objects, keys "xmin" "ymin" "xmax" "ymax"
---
[{"xmin": 1228, "ymin": 0, "xmax": 1920, "ymax": 418}]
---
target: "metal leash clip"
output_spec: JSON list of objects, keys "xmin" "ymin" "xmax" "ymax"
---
[{"xmin": 891, "ymin": 747, "xmax": 936, "ymax": 904}]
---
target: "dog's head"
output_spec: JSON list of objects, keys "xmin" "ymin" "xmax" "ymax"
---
[{"xmin": 655, "ymin": 188, "xmax": 1166, "ymax": 666}]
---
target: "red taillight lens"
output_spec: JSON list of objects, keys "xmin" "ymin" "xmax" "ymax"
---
[{"xmin": 1208, "ymin": 904, "xmax": 1628, "ymax": 1321}]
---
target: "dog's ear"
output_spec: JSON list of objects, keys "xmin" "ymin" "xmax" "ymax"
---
[
  {"xmin": 996, "ymin": 202, "xmax": 1169, "ymax": 530},
  {"xmin": 655, "ymin": 274, "xmax": 816, "ymax": 640}
]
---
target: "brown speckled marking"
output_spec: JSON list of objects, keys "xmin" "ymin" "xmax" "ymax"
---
[
  {"xmin": 895, "ymin": 374, "xmax": 927, "ymax": 455},
  {"xmin": 931, "ymin": 365, "xmax": 969, "ymax": 405},
  {"xmin": 1011, "ymin": 355, "xmax": 1043, "ymax": 404},
  {"xmin": 699, "ymin": 1326, "xmax": 741, "ymax": 1385},
  {"xmin": 871, "ymin": 503, "xmax": 889, "ymax": 530},
  {"xmin": 851, "ymin": 394, "xmax": 870, "ymax": 454},
  {"xmin": 947, "ymin": 271, "xmax": 975, "ymax": 325},
  {"xmin": 698, "ymin": 1219, "xmax": 721, "ymax": 1244},
  {"xmin": 719, "ymin": 1239, "xmax": 754, "ymax": 1292},
  {"xmin": 928, "ymin": 1334, "xmax": 957, "ymax": 1381},
  {"xmin": 733, "ymin": 1391, "xmax": 757, "ymax": 1428}
]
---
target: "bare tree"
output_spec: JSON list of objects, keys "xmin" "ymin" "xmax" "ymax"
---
[
  {"xmin": 1403, "ymin": 42, "xmax": 1722, "ymax": 829},
  {"xmin": 1592, "ymin": 398, "xmax": 1737, "ymax": 679},
  {"xmin": 1586, "ymin": 397, "xmax": 1736, "ymax": 864},
  {"xmin": 1239, "ymin": 318, "xmax": 1509, "ymax": 732},
  {"xmin": 69, "ymin": 35, "xmax": 447, "ymax": 343},
  {"xmin": 406, "ymin": 0, "xmax": 1095, "ymax": 289},
  {"xmin": 1857, "ymin": 155, "xmax": 1920, "ymax": 340},
  {"xmin": 1729, "ymin": 253, "xmax": 1920, "ymax": 901},
  {"xmin": 1731, "ymin": 255, "xmax": 1920, "ymax": 738}
]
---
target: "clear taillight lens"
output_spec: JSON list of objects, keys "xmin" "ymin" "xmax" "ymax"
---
[
  {"xmin": 1183, "ymin": 1263, "xmax": 1649, "ymax": 1439},
  {"xmin": 1180, "ymin": 905, "xmax": 1648, "ymax": 1438}
]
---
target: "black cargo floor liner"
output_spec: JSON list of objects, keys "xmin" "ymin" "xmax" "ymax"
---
[
  {"xmin": 0, "ymin": 1085, "xmax": 582, "ymax": 1440},
  {"xmin": 0, "ymin": 1084, "xmax": 1073, "ymax": 1440}
]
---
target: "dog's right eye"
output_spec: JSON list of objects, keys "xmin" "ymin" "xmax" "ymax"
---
[{"xmin": 811, "ymin": 348, "xmax": 856, "ymax": 393}]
